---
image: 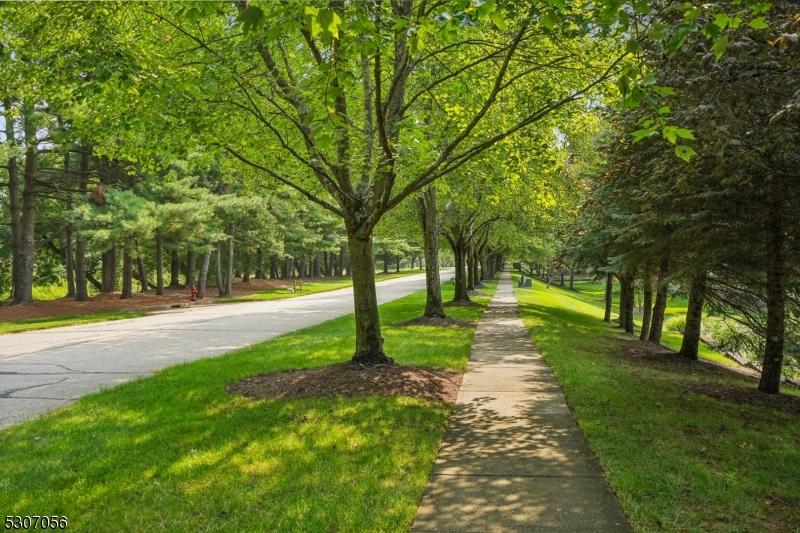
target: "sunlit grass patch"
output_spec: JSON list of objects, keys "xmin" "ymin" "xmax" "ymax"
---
[{"xmin": 0, "ymin": 278, "xmax": 496, "ymax": 532}]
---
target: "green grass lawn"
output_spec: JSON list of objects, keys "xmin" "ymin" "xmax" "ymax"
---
[
  {"xmin": 0, "ymin": 279, "xmax": 496, "ymax": 532},
  {"xmin": 530, "ymin": 275, "xmax": 736, "ymax": 367},
  {"xmin": 514, "ymin": 277, "xmax": 800, "ymax": 533},
  {"xmin": 216, "ymin": 269, "xmax": 429, "ymax": 303},
  {"xmin": 0, "ymin": 311, "xmax": 148, "ymax": 335}
]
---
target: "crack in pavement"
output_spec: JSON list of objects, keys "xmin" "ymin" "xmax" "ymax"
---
[{"xmin": 0, "ymin": 378, "xmax": 68, "ymax": 398}]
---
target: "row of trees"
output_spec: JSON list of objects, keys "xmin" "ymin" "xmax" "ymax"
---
[{"xmin": 574, "ymin": 2, "xmax": 799, "ymax": 394}]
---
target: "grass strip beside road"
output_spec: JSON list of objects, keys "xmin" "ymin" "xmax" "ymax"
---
[
  {"xmin": 514, "ymin": 277, "xmax": 800, "ymax": 533},
  {"xmin": 216, "ymin": 269, "xmax": 431, "ymax": 303},
  {"xmin": 0, "ymin": 280, "xmax": 496, "ymax": 533},
  {"xmin": 0, "ymin": 311, "xmax": 147, "ymax": 335}
]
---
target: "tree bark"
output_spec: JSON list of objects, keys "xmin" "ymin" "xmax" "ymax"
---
[
  {"xmin": 137, "ymin": 255, "xmax": 149, "ymax": 292},
  {"xmin": 648, "ymin": 255, "xmax": 669, "ymax": 343},
  {"xmin": 13, "ymin": 102, "xmax": 39, "ymax": 304},
  {"xmin": 347, "ymin": 231, "xmax": 392, "ymax": 365},
  {"xmin": 186, "ymin": 250, "xmax": 196, "ymax": 288},
  {"xmin": 417, "ymin": 187, "xmax": 447, "ymax": 318},
  {"xmin": 639, "ymin": 274, "xmax": 653, "ymax": 341},
  {"xmin": 255, "ymin": 249, "xmax": 264, "ymax": 279},
  {"xmin": 121, "ymin": 245, "xmax": 133, "ymax": 299},
  {"xmin": 216, "ymin": 242, "xmax": 224, "ymax": 296},
  {"xmin": 64, "ymin": 227, "xmax": 75, "ymax": 298},
  {"xmin": 603, "ymin": 272, "xmax": 613, "ymax": 322},
  {"xmin": 679, "ymin": 271, "xmax": 707, "ymax": 360},
  {"xmin": 102, "ymin": 247, "xmax": 116, "ymax": 292},
  {"xmin": 4, "ymin": 99, "xmax": 21, "ymax": 301},
  {"xmin": 569, "ymin": 271, "xmax": 574, "ymax": 290},
  {"xmin": 74, "ymin": 144, "xmax": 91, "ymax": 301},
  {"xmin": 242, "ymin": 251, "xmax": 251, "ymax": 283},
  {"xmin": 198, "ymin": 249, "xmax": 211, "ymax": 299},
  {"xmin": 624, "ymin": 273, "xmax": 635, "ymax": 334},
  {"xmin": 759, "ymin": 183, "xmax": 786, "ymax": 394},
  {"xmin": 617, "ymin": 274, "xmax": 627, "ymax": 327},
  {"xmin": 169, "ymin": 249, "xmax": 181, "ymax": 288},
  {"xmin": 225, "ymin": 229, "xmax": 234, "ymax": 297},
  {"xmin": 155, "ymin": 235, "xmax": 165, "ymax": 295},
  {"xmin": 447, "ymin": 230, "xmax": 470, "ymax": 303},
  {"xmin": 466, "ymin": 242, "xmax": 476, "ymax": 291}
]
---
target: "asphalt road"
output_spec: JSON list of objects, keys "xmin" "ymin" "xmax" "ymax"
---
[{"xmin": 0, "ymin": 270, "xmax": 451, "ymax": 429}]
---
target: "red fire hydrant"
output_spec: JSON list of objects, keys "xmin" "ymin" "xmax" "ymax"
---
[{"xmin": 190, "ymin": 284, "xmax": 198, "ymax": 302}]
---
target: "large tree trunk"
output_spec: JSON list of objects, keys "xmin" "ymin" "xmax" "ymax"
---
[
  {"xmin": 169, "ymin": 249, "xmax": 181, "ymax": 288},
  {"xmin": 679, "ymin": 271, "xmax": 707, "ymax": 360},
  {"xmin": 4, "ymin": 99, "xmax": 21, "ymax": 302},
  {"xmin": 255, "ymin": 249, "xmax": 264, "ymax": 279},
  {"xmin": 639, "ymin": 273, "xmax": 653, "ymax": 341},
  {"xmin": 121, "ymin": 245, "xmax": 133, "ymax": 299},
  {"xmin": 74, "ymin": 145, "xmax": 91, "ymax": 301},
  {"xmin": 448, "ymin": 232, "xmax": 470, "ymax": 303},
  {"xmin": 198, "ymin": 249, "xmax": 211, "ymax": 299},
  {"xmin": 137, "ymin": 255, "xmax": 149, "ymax": 292},
  {"xmin": 347, "ymin": 230, "xmax": 391, "ymax": 365},
  {"xmin": 617, "ymin": 274, "xmax": 627, "ymax": 327},
  {"xmin": 13, "ymin": 102, "xmax": 39, "ymax": 304},
  {"xmin": 648, "ymin": 255, "xmax": 669, "ymax": 343},
  {"xmin": 102, "ymin": 247, "xmax": 116, "ymax": 292},
  {"xmin": 759, "ymin": 183, "xmax": 786, "ymax": 394},
  {"xmin": 417, "ymin": 187, "xmax": 447, "ymax": 318},
  {"xmin": 624, "ymin": 273, "xmax": 635, "ymax": 334},
  {"xmin": 603, "ymin": 273, "xmax": 613, "ymax": 322},
  {"xmin": 186, "ymin": 249, "xmax": 196, "ymax": 288},
  {"xmin": 216, "ymin": 242, "xmax": 224, "ymax": 296},
  {"xmin": 225, "ymin": 230, "xmax": 234, "ymax": 297},
  {"xmin": 155, "ymin": 235, "xmax": 165, "ymax": 295},
  {"xmin": 64, "ymin": 227, "xmax": 76, "ymax": 298}
]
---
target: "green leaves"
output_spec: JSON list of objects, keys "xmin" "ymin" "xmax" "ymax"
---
[
  {"xmin": 662, "ymin": 126, "xmax": 694, "ymax": 143},
  {"xmin": 674, "ymin": 145, "xmax": 697, "ymax": 162},
  {"xmin": 237, "ymin": 6, "xmax": 265, "ymax": 35},
  {"xmin": 748, "ymin": 17, "xmax": 769, "ymax": 29},
  {"xmin": 540, "ymin": 10, "xmax": 559, "ymax": 31},
  {"xmin": 711, "ymin": 35, "xmax": 729, "ymax": 60}
]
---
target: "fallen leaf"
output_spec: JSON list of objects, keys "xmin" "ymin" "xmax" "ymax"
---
[
  {"xmin": 655, "ymin": 402, "xmax": 664, "ymax": 407},
  {"xmin": 765, "ymin": 498, "xmax": 774, "ymax": 506},
  {"xmin": 738, "ymin": 442, "xmax": 747, "ymax": 448},
  {"xmin": 34, "ymin": 437, "xmax": 41, "ymax": 441}
]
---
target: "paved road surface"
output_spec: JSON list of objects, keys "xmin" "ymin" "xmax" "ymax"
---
[{"xmin": 0, "ymin": 271, "xmax": 450, "ymax": 429}]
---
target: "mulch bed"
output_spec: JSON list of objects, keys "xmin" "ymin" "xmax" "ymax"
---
[
  {"xmin": 227, "ymin": 362, "xmax": 463, "ymax": 403},
  {"xmin": 612, "ymin": 335, "xmax": 800, "ymax": 416},
  {"xmin": 392, "ymin": 316, "xmax": 476, "ymax": 328}
]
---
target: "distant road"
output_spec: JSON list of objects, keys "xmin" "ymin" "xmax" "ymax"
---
[{"xmin": 0, "ymin": 270, "xmax": 452, "ymax": 428}]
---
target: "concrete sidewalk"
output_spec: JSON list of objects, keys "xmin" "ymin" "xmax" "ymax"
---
[{"xmin": 412, "ymin": 271, "xmax": 631, "ymax": 532}]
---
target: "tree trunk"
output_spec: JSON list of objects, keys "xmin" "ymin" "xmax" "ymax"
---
[
  {"xmin": 4, "ymin": 99, "xmax": 21, "ymax": 301},
  {"xmin": 198, "ymin": 249, "xmax": 211, "ymax": 299},
  {"xmin": 313, "ymin": 252, "xmax": 320, "ymax": 277},
  {"xmin": 156, "ymin": 235, "xmax": 165, "ymax": 295},
  {"xmin": 256, "ymin": 249, "xmax": 264, "ymax": 279},
  {"xmin": 759, "ymin": 183, "xmax": 786, "ymax": 394},
  {"xmin": 170, "ymin": 249, "xmax": 181, "ymax": 288},
  {"xmin": 186, "ymin": 250, "xmax": 196, "ymax": 288},
  {"xmin": 13, "ymin": 102, "xmax": 39, "ymax": 304},
  {"xmin": 347, "ymin": 231, "xmax": 392, "ymax": 365},
  {"xmin": 603, "ymin": 272, "xmax": 613, "ymax": 322},
  {"xmin": 617, "ymin": 274, "xmax": 627, "ymax": 327},
  {"xmin": 679, "ymin": 271, "xmax": 707, "ymax": 360},
  {"xmin": 466, "ymin": 243, "xmax": 476, "ymax": 291},
  {"xmin": 624, "ymin": 274, "xmax": 635, "ymax": 334},
  {"xmin": 269, "ymin": 254, "xmax": 277, "ymax": 279},
  {"xmin": 74, "ymin": 144, "xmax": 91, "ymax": 301},
  {"xmin": 449, "ymin": 233, "xmax": 470, "ymax": 303},
  {"xmin": 216, "ymin": 242, "xmax": 224, "ymax": 296},
  {"xmin": 395, "ymin": 255, "xmax": 400, "ymax": 273},
  {"xmin": 560, "ymin": 270, "xmax": 565, "ymax": 286},
  {"xmin": 417, "ymin": 187, "xmax": 447, "ymax": 317},
  {"xmin": 569, "ymin": 271, "xmax": 574, "ymax": 290},
  {"xmin": 242, "ymin": 251, "xmax": 251, "ymax": 283},
  {"xmin": 64, "ymin": 227, "xmax": 76, "ymax": 298},
  {"xmin": 102, "ymin": 247, "xmax": 116, "ymax": 293},
  {"xmin": 137, "ymin": 255, "xmax": 149, "ymax": 292},
  {"xmin": 121, "ymin": 245, "xmax": 133, "ymax": 299},
  {"xmin": 648, "ymin": 255, "xmax": 669, "ymax": 343},
  {"xmin": 225, "ymin": 231, "xmax": 234, "ymax": 297},
  {"xmin": 639, "ymin": 274, "xmax": 653, "ymax": 341}
]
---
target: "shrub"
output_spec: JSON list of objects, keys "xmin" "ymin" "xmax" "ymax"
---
[{"xmin": 665, "ymin": 315, "xmax": 686, "ymax": 334}]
